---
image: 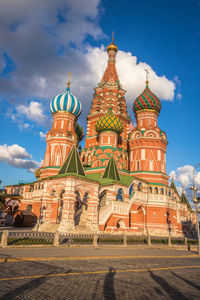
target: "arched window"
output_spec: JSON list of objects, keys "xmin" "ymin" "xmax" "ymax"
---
[
  {"xmin": 82, "ymin": 155, "xmax": 85, "ymax": 162},
  {"xmin": 161, "ymin": 188, "xmax": 164, "ymax": 195},
  {"xmin": 51, "ymin": 190, "xmax": 56, "ymax": 196},
  {"xmin": 149, "ymin": 186, "xmax": 152, "ymax": 193},
  {"xmin": 60, "ymin": 190, "xmax": 65, "ymax": 199},
  {"xmin": 155, "ymin": 187, "xmax": 158, "ymax": 194},
  {"xmin": 129, "ymin": 184, "xmax": 134, "ymax": 196},
  {"xmin": 83, "ymin": 192, "xmax": 89, "ymax": 210},
  {"xmin": 75, "ymin": 190, "xmax": 81, "ymax": 210},
  {"xmin": 116, "ymin": 188, "xmax": 124, "ymax": 202},
  {"xmin": 138, "ymin": 183, "xmax": 142, "ymax": 191},
  {"xmin": 117, "ymin": 219, "xmax": 126, "ymax": 229},
  {"xmin": 168, "ymin": 190, "xmax": 171, "ymax": 197},
  {"xmin": 29, "ymin": 185, "xmax": 34, "ymax": 192}
]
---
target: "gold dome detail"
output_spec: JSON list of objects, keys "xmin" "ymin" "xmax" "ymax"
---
[{"xmin": 107, "ymin": 32, "xmax": 118, "ymax": 53}]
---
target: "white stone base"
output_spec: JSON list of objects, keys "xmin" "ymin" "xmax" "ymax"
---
[
  {"xmin": 58, "ymin": 221, "xmax": 75, "ymax": 233},
  {"xmin": 34, "ymin": 222, "xmax": 58, "ymax": 233}
]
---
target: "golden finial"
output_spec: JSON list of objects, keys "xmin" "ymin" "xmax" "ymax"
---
[
  {"xmin": 112, "ymin": 31, "xmax": 114, "ymax": 44},
  {"xmin": 67, "ymin": 72, "xmax": 71, "ymax": 89},
  {"xmin": 145, "ymin": 69, "xmax": 149, "ymax": 86},
  {"xmin": 107, "ymin": 31, "xmax": 118, "ymax": 53}
]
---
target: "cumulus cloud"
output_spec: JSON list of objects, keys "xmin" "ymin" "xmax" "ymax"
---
[
  {"xmin": 0, "ymin": 144, "xmax": 41, "ymax": 172},
  {"xmin": 0, "ymin": 0, "xmax": 177, "ymax": 118},
  {"xmin": 83, "ymin": 46, "xmax": 176, "ymax": 103},
  {"xmin": 170, "ymin": 165, "xmax": 200, "ymax": 189},
  {"xmin": 0, "ymin": 0, "xmax": 103, "ymax": 101},
  {"xmin": 16, "ymin": 101, "xmax": 46, "ymax": 123}
]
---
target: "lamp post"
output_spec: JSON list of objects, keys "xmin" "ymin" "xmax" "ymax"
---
[{"xmin": 190, "ymin": 165, "xmax": 200, "ymax": 255}]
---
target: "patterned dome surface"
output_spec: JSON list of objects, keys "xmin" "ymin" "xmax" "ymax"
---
[
  {"xmin": 133, "ymin": 85, "xmax": 161, "ymax": 115},
  {"xmin": 50, "ymin": 87, "xmax": 82, "ymax": 116},
  {"xmin": 96, "ymin": 107, "xmax": 123, "ymax": 134}
]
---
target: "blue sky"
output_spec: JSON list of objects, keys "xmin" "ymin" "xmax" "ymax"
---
[{"xmin": 0, "ymin": 0, "xmax": 200, "ymax": 197}]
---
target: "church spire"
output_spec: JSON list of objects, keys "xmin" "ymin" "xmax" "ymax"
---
[{"xmin": 99, "ymin": 33, "xmax": 120, "ymax": 88}]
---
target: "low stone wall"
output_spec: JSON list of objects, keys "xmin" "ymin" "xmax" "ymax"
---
[{"xmin": 0, "ymin": 230, "xmax": 198, "ymax": 249}]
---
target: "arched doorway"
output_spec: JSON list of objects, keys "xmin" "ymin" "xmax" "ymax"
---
[{"xmin": 137, "ymin": 206, "xmax": 145, "ymax": 234}]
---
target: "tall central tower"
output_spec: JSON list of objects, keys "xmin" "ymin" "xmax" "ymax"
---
[{"xmin": 82, "ymin": 38, "xmax": 130, "ymax": 171}]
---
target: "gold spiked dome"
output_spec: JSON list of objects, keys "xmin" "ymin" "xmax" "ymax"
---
[
  {"xmin": 107, "ymin": 32, "xmax": 118, "ymax": 53},
  {"xmin": 96, "ymin": 107, "xmax": 123, "ymax": 134}
]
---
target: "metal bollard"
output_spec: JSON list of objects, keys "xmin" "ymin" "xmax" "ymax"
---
[{"xmin": 1, "ymin": 230, "xmax": 8, "ymax": 248}]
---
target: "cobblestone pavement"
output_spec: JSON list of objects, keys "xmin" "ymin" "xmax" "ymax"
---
[{"xmin": 0, "ymin": 254, "xmax": 200, "ymax": 300}]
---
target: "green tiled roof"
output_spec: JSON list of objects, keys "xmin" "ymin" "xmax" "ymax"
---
[
  {"xmin": 181, "ymin": 192, "xmax": 191, "ymax": 210},
  {"xmin": 59, "ymin": 146, "xmax": 85, "ymax": 176},
  {"xmin": 170, "ymin": 178, "xmax": 179, "ymax": 195},
  {"xmin": 103, "ymin": 155, "xmax": 120, "ymax": 181}
]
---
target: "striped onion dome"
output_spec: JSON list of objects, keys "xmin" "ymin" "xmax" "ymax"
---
[
  {"xmin": 50, "ymin": 87, "xmax": 82, "ymax": 116},
  {"xmin": 96, "ymin": 107, "xmax": 123, "ymax": 134},
  {"xmin": 133, "ymin": 84, "xmax": 161, "ymax": 115}
]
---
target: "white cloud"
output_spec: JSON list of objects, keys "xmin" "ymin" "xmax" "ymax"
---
[
  {"xmin": 82, "ymin": 46, "xmax": 176, "ymax": 103},
  {"xmin": 174, "ymin": 76, "xmax": 182, "ymax": 101},
  {"xmin": 16, "ymin": 101, "xmax": 46, "ymax": 123},
  {"xmin": 39, "ymin": 131, "xmax": 46, "ymax": 139},
  {"xmin": 170, "ymin": 165, "xmax": 200, "ymax": 189},
  {"xmin": 0, "ymin": 144, "xmax": 41, "ymax": 172},
  {"xmin": 0, "ymin": 0, "xmax": 177, "ymax": 122},
  {"xmin": 18, "ymin": 123, "xmax": 34, "ymax": 130}
]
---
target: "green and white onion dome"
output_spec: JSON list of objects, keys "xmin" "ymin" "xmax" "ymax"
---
[{"xmin": 50, "ymin": 87, "xmax": 82, "ymax": 116}]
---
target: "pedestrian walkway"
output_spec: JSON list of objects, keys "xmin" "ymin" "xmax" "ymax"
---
[{"xmin": 0, "ymin": 246, "xmax": 198, "ymax": 263}]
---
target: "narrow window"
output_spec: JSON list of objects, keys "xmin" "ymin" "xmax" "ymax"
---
[
  {"xmin": 149, "ymin": 160, "xmax": 153, "ymax": 171},
  {"xmin": 61, "ymin": 120, "xmax": 64, "ymax": 129}
]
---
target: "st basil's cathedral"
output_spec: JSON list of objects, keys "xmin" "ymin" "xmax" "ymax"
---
[{"xmin": 5, "ymin": 38, "xmax": 196, "ymax": 236}]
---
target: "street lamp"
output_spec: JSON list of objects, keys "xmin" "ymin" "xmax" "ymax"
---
[{"xmin": 190, "ymin": 165, "xmax": 200, "ymax": 254}]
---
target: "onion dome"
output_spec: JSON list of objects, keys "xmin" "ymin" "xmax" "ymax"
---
[
  {"xmin": 96, "ymin": 107, "xmax": 123, "ymax": 134},
  {"xmin": 75, "ymin": 123, "xmax": 84, "ymax": 142},
  {"xmin": 107, "ymin": 32, "xmax": 118, "ymax": 53},
  {"xmin": 133, "ymin": 73, "xmax": 161, "ymax": 115},
  {"xmin": 35, "ymin": 168, "xmax": 41, "ymax": 179},
  {"xmin": 50, "ymin": 82, "xmax": 82, "ymax": 116}
]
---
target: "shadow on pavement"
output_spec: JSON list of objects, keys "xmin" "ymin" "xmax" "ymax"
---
[
  {"xmin": 1, "ymin": 259, "xmax": 72, "ymax": 299},
  {"xmin": 148, "ymin": 270, "xmax": 190, "ymax": 300},
  {"xmin": 171, "ymin": 271, "xmax": 200, "ymax": 291},
  {"xmin": 103, "ymin": 267, "xmax": 116, "ymax": 300}
]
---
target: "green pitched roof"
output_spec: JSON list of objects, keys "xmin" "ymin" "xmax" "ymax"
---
[
  {"xmin": 102, "ymin": 155, "xmax": 120, "ymax": 181},
  {"xmin": 59, "ymin": 146, "xmax": 85, "ymax": 176},
  {"xmin": 181, "ymin": 192, "xmax": 191, "ymax": 210},
  {"xmin": 170, "ymin": 178, "xmax": 179, "ymax": 195}
]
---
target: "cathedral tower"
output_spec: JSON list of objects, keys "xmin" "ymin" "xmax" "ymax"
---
[
  {"xmin": 129, "ymin": 72, "xmax": 168, "ymax": 185},
  {"xmin": 82, "ymin": 36, "xmax": 130, "ymax": 170},
  {"xmin": 37, "ymin": 78, "xmax": 83, "ymax": 179}
]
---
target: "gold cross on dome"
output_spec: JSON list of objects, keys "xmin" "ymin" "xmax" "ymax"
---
[
  {"xmin": 145, "ymin": 69, "xmax": 149, "ymax": 85},
  {"xmin": 112, "ymin": 31, "xmax": 114, "ymax": 43},
  {"xmin": 67, "ymin": 72, "xmax": 71, "ymax": 89}
]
